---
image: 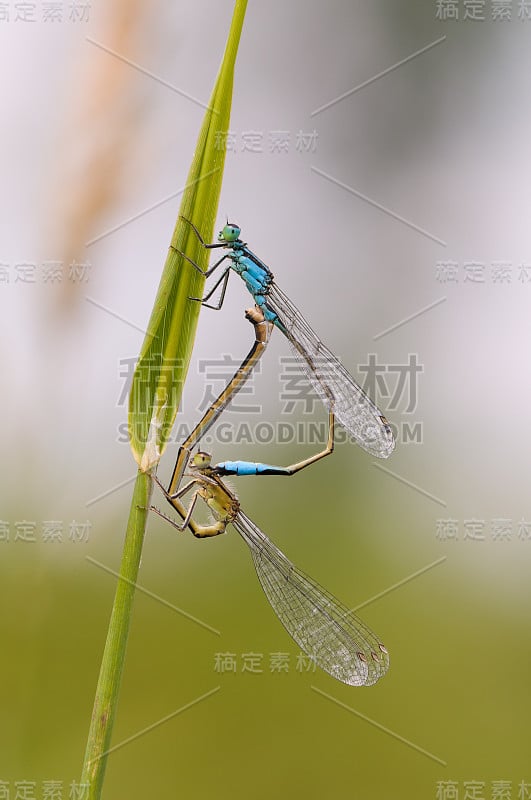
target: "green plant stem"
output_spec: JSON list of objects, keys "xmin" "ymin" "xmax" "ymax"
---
[
  {"xmin": 80, "ymin": 4, "xmax": 248, "ymax": 797},
  {"xmin": 80, "ymin": 470, "xmax": 152, "ymax": 798}
]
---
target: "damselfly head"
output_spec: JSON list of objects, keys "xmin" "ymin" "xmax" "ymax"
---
[
  {"xmin": 189, "ymin": 451, "xmax": 212, "ymax": 470},
  {"xmin": 218, "ymin": 222, "xmax": 241, "ymax": 243}
]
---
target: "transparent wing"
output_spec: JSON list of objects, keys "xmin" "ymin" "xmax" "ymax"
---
[
  {"xmin": 267, "ymin": 283, "xmax": 395, "ymax": 458},
  {"xmin": 232, "ymin": 510, "xmax": 389, "ymax": 686}
]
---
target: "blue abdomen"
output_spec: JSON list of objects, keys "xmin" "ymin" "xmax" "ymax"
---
[{"xmin": 214, "ymin": 460, "xmax": 289, "ymax": 476}]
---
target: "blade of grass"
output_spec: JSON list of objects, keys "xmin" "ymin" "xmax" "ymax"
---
[
  {"xmin": 129, "ymin": 0, "xmax": 247, "ymax": 471},
  {"xmin": 80, "ymin": 4, "xmax": 247, "ymax": 797}
]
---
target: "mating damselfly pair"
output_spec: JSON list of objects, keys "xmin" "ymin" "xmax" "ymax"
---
[{"xmin": 151, "ymin": 220, "xmax": 393, "ymax": 687}]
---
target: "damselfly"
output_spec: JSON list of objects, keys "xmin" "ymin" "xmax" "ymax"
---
[
  {"xmin": 173, "ymin": 217, "xmax": 395, "ymax": 459},
  {"xmin": 152, "ymin": 451, "xmax": 389, "ymax": 687},
  {"xmin": 153, "ymin": 308, "xmax": 388, "ymax": 686}
]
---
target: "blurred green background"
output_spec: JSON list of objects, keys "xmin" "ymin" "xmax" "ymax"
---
[{"xmin": 2, "ymin": 1, "xmax": 530, "ymax": 798}]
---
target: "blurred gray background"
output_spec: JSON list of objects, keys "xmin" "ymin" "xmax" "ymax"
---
[{"xmin": 1, "ymin": 1, "xmax": 530, "ymax": 798}]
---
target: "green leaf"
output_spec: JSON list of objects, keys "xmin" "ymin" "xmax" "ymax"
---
[{"xmin": 129, "ymin": 0, "xmax": 248, "ymax": 471}]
